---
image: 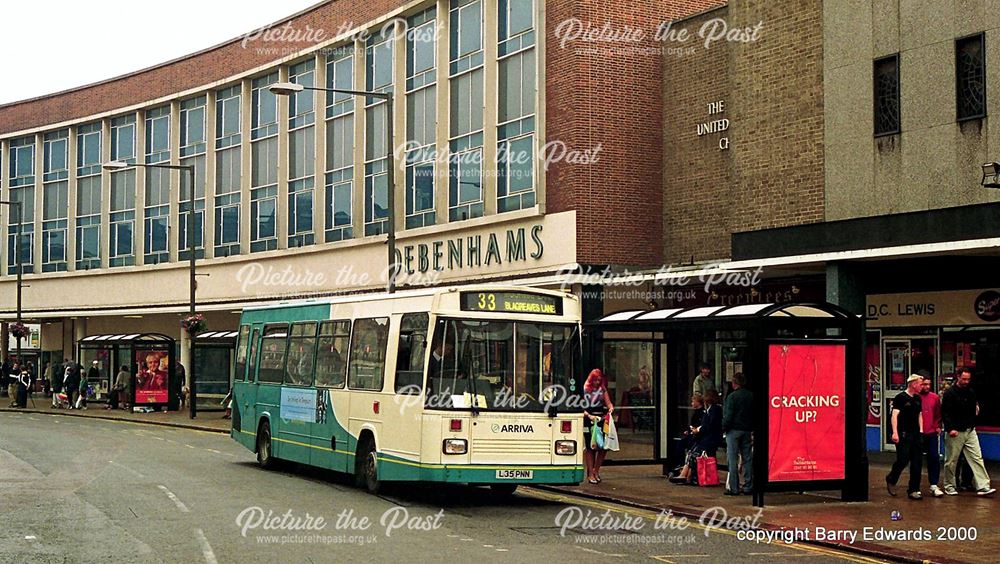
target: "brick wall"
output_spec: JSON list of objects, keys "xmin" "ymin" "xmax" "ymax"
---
[
  {"xmin": 661, "ymin": 0, "xmax": 824, "ymax": 264},
  {"xmin": 546, "ymin": 0, "xmax": 724, "ymax": 268},
  {"xmin": 662, "ymin": 7, "xmax": 733, "ymax": 264}
]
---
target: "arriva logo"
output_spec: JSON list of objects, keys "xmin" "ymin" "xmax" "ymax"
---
[{"xmin": 492, "ymin": 424, "xmax": 534, "ymax": 433}]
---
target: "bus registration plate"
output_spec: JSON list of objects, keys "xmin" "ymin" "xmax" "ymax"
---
[{"xmin": 496, "ymin": 469, "xmax": 533, "ymax": 480}]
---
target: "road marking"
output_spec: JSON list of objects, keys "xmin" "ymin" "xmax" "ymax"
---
[
  {"xmin": 157, "ymin": 485, "xmax": 190, "ymax": 512},
  {"xmin": 24, "ymin": 535, "xmax": 36, "ymax": 540},
  {"xmin": 495, "ymin": 548, "xmax": 508, "ymax": 552},
  {"xmin": 205, "ymin": 449, "xmax": 222, "ymax": 454},
  {"xmin": 109, "ymin": 460, "xmax": 146, "ymax": 479},
  {"xmin": 195, "ymin": 528, "xmax": 218, "ymax": 564},
  {"xmin": 185, "ymin": 444, "xmax": 196, "ymax": 449},
  {"xmin": 652, "ymin": 556, "xmax": 710, "ymax": 562},
  {"xmin": 523, "ymin": 489, "xmax": 884, "ymax": 564},
  {"xmin": 574, "ymin": 546, "xmax": 625, "ymax": 557}
]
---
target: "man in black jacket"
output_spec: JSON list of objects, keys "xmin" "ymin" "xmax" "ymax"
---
[
  {"xmin": 64, "ymin": 362, "xmax": 81, "ymax": 410},
  {"xmin": 941, "ymin": 367, "xmax": 995, "ymax": 497},
  {"xmin": 723, "ymin": 372, "xmax": 754, "ymax": 495}
]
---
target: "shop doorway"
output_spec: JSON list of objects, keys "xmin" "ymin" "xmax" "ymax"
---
[{"xmin": 881, "ymin": 336, "xmax": 937, "ymax": 450}]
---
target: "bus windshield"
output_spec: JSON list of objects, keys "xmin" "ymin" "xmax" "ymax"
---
[{"xmin": 424, "ymin": 318, "xmax": 581, "ymax": 412}]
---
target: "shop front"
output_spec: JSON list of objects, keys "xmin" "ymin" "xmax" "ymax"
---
[{"xmin": 866, "ymin": 289, "xmax": 1000, "ymax": 460}]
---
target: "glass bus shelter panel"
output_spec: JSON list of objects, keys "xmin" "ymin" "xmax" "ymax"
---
[{"xmin": 601, "ymin": 341, "xmax": 656, "ymax": 461}]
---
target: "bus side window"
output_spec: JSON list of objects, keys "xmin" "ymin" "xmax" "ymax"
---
[
  {"xmin": 395, "ymin": 313, "xmax": 429, "ymax": 394},
  {"xmin": 258, "ymin": 324, "xmax": 289, "ymax": 383},
  {"xmin": 316, "ymin": 320, "xmax": 350, "ymax": 388},
  {"xmin": 348, "ymin": 318, "xmax": 389, "ymax": 391},
  {"xmin": 234, "ymin": 325, "xmax": 251, "ymax": 381}
]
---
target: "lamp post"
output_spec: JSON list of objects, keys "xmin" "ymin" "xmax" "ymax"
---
[
  {"xmin": 0, "ymin": 200, "xmax": 23, "ymax": 370},
  {"xmin": 103, "ymin": 161, "xmax": 199, "ymax": 418},
  {"xmin": 270, "ymin": 81, "xmax": 398, "ymax": 292}
]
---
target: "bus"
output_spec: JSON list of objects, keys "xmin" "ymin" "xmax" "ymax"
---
[{"xmin": 230, "ymin": 285, "xmax": 585, "ymax": 495}]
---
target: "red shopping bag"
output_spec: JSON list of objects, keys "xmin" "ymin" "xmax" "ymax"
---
[{"xmin": 696, "ymin": 453, "xmax": 719, "ymax": 486}]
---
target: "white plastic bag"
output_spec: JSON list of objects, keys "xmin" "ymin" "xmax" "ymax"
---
[{"xmin": 604, "ymin": 414, "xmax": 620, "ymax": 451}]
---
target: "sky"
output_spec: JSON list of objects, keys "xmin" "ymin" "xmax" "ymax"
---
[{"xmin": 0, "ymin": 0, "xmax": 321, "ymax": 105}]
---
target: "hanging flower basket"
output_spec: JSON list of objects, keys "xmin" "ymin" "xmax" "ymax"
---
[
  {"xmin": 181, "ymin": 314, "xmax": 207, "ymax": 336},
  {"xmin": 9, "ymin": 322, "xmax": 30, "ymax": 340}
]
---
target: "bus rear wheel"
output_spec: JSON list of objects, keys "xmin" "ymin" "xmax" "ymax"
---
[
  {"xmin": 357, "ymin": 439, "xmax": 381, "ymax": 494},
  {"xmin": 257, "ymin": 421, "xmax": 276, "ymax": 470},
  {"xmin": 489, "ymin": 484, "xmax": 518, "ymax": 497}
]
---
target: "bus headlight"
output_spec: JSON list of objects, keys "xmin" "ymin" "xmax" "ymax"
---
[
  {"xmin": 443, "ymin": 439, "xmax": 468, "ymax": 455},
  {"xmin": 555, "ymin": 440, "xmax": 576, "ymax": 455}
]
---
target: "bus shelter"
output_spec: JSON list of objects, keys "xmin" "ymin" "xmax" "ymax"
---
[
  {"xmin": 586, "ymin": 302, "xmax": 867, "ymax": 507},
  {"xmin": 194, "ymin": 330, "xmax": 238, "ymax": 410},
  {"xmin": 78, "ymin": 333, "xmax": 177, "ymax": 410}
]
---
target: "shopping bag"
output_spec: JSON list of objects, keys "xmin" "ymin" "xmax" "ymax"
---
[
  {"xmin": 74, "ymin": 394, "xmax": 85, "ymax": 409},
  {"xmin": 696, "ymin": 453, "xmax": 719, "ymax": 486},
  {"xmin": 604, "ymin": 414, "xmax": 620, "ymax": 451},
  {"xmin": 590, "ymin": 420, "xmax": 605, "ymax": 450}
]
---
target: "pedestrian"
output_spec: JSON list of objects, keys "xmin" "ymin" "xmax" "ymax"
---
[
  {"xmin": 113, "ymin": 365, "xmax": 130, "ymax": 410},
  {"xmin": 63, "ymin": 362, "xmax": 80, "ymax": 410},
  {"xmin": 7, "ymin": 361, "xmax": 21, "ymax": 408},
  {"xmin": 941, "ymin": 367, "xmax": 996, "ymax": 497},
  {"xmin": 918, "ymin": 374, "xmax": 945, "ymax": 497},
  {"xmin": 886, "ymin": 374, "xmax": 925, "ymax": 499},
  {"xmin": 49, "ymin": 360, "xmax": 63, "ymax": 407},
  {"xmin": 40, "ymin": 362, "xmax": 50, "ymax": 396},
  {"xmin": 722, "ymin": 372, "xmax": 753, "ymax": 495},
  {"xmin": 670, "ymin": 390, "xmax": 722, "ymax": 485},
  {"xmin": 693, "ymin": 362, "xmax": 716, "ymax": 399},
  {"xmin": 582, "ymin": 368, "xmax": 614, "ymax": 485},
  {"xmin": 78, "ymin": 362, "xmax": 90, "ymax": 409}
]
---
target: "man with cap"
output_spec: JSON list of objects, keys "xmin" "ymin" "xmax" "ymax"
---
[{"xmin": 886, "ymin": 374, "xmax": 925, "ymax": 499}]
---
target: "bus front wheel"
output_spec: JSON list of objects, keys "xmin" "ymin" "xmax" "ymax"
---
[
  {"xmin": 257, "ymin": 421, "xmax": 276, "ymax": 470},
  {"xmin": 356, "ymin": 439, "xmax": 381, "ymax": 494}
]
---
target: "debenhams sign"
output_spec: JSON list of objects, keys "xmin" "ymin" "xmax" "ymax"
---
[{"xmin": 396, "ymin": 225, "xmax": 544, "ymax": 275}]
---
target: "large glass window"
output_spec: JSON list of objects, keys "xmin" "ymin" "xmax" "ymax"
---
[
  {"xmin": 289, "ymin": 60, "xmax": 316, "ymax": 248},
  {"xmin": 406, "ymin": 8, "xmax": 437, "ymax": 230},
  {"xmin": 426, "ymin": 318, "xmax": 579, "ymax": 412},
  {"xmin": 250, "ymin": 137, "xmax": 278, "ymax": 252},
  {"xmin": 284, "ymin": 322, "xmax": 318, "ymax": 386},
  {"xmin": 449, "ymin": 0, "xmax": 484, "ymax": 222},
  {"xmin": 348, "ymin": 317, "xmax": 389, "ymax": 391},
  {"xmin": 316, "ymin": 320, "xmax": 350, "ymax": 388},
  {"xmin": 6, "ymin": 177, "xmax": 34, "ymax": 275},
  {"xmin": 497, "ymin": 0, "xmax": 536, "ymax": 212},
  {"xmin": 180, "ymin": 96, "xmax": 207, "ymax": 260},
  {"xmin": 252, "ymin": 73, "xmax": 278, "ymax": 139},
  {"xmin": 235, "ymin": 325, "xmax": 251, "ymax": 382},
  {"xmin": 76, "ymin": 123, "xmax": 102, "ymax": 270},
  {"xmin": 215, "ymin": 146, "xmax": 241, "ymax": 257},
  {"xmin": 42, "ymin": 130, "xmax": 69, "ymax": 272},
  {"xmin": 364, "ymin": 29, "xmax": 394, "ymax": 237},
  {"xmin": 8, "ymin": 136, "xmax": 34, "ymax": 187},
  {"xmin": 144, "ymin": 106, "xmax": 171, "ymax": 264},
  {"xmin": 216, "ymin": 85, "xmax": 242, "ymax": 148},
  {"xmin": 325, "ymin": 48, "xmax": 355, "ymax": 243},
  {"xmin": 109, "ymin": 116, "xmax": 136, "ymax": 267}
]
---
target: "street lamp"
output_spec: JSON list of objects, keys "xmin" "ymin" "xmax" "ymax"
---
[
  {"xmin": 269, "ymin": 81, "xmax": 398, "ymax": 292},
  {"xmin": 0, "ymin": 200, "xmax": 24, "ymax": 372},
  {"xmin": 103, "ymin": 161, "xmax": 199, "ymax": 418}
]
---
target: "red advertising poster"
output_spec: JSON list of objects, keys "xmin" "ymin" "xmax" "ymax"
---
[
  {"xmin": 768, "ymin": 343, "xmax": 846, "ymax": 482},
  {"xmin": 135, "ymin": 349, "xmax": 170, "ymax": 404}
]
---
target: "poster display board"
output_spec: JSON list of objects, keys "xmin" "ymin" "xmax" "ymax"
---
[{"xmin": 767, "ymin": 343, "xmax": 847, "ymax": 482}]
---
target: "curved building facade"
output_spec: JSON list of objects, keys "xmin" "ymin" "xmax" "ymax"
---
[{"xmin": 1, "ymin": 0, "xmax": 718, "ymax": 394}]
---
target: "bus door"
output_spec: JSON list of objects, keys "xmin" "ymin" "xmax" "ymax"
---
[
  {"xmin": 239, "ymin": 325, "xmax": 263, "ymax": 439},
  {"xmin": 313, "ymin": 320, "xmax": 352, "ymax": 473}
]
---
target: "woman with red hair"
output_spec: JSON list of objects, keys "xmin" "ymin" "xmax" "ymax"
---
[{"xmin": 583, "ymin": 368, "xmax": 615, "ymax": 484}]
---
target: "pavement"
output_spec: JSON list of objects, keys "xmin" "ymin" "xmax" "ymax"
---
[
  {"xmin": 540, "ymin": 455, "xmax": 1000, "ymax": 564},
  {"xmin": 3, "ymin": 404, "xmax": 997, "ymax": 562}
]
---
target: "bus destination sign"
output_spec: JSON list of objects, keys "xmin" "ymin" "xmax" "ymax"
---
[{"xmin": 460, "ymin": 292, "xmax": 563, "ymax": 315}]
